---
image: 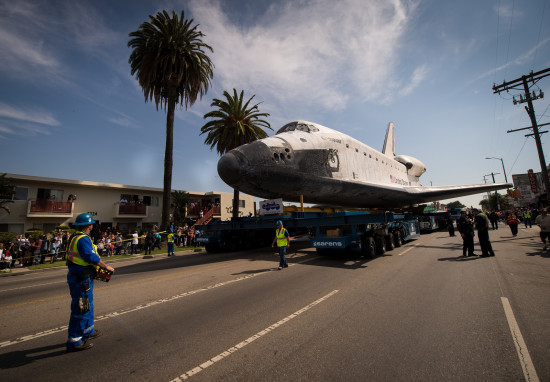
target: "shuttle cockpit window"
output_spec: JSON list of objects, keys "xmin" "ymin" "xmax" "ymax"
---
[{"xmin": 276, "ymin": 122, "xmax": 319, "ymax": 134}]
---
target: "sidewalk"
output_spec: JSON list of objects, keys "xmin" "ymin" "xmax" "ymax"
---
[{"xmin": 0, "ymin": 248, "xmax": 205, "ymax": 277}]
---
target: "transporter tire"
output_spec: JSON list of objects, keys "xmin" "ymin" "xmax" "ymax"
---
[
  {"xmin": 362, "ymin": 237, "xmax": 376, "ymax": 259},
  {"xmin": 393, "ymin": 231, "xmax": 402, "ymax": 247},
  {"xmin": 375, "ymin": 236, "xmax": 386, "ymax": 255},
  {"xmin": 385, "ymin": 234, "xmax": 395, "ymax": 251}
]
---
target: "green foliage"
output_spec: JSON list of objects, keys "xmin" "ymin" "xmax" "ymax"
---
[
  {"xmin": 479, "ymin": 193, "xmax": 510, "ymax": 211},
  {"xmin": 171, "ymin": 190, "xmax": 189, "ymax": 226},
  {"xmin": 128, "ymin": 10, "xmax": 214, "ymax": 111},
  {"xmin": 25, "ymin": 230, "xmax": 44, "ymax": 241},
  {"xmin": 200, "ymin": 89, "xmax": 272, "ymax": 219},
  {"xmin": 446, "ymin": 200, "xmax": 466, "ymax": 209},
  {"xmin": 55, "ymin": 225, "xmax": 71, "ymax": 231},
  {"xmin": 0, "ymin": 173, "xmax": 15, "ymax": 214},
  {"xmin": 200, "ymin": 89, "xmax": 272, "ymax": 155},
  {"xmin": 0, "ymin": 232, "xmax": 17, "ymax": 244}
]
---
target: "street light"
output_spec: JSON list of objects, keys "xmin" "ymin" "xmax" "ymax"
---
[{"xmin": 485, "ymin": 157, "xmax": 509, "ymax": 183}]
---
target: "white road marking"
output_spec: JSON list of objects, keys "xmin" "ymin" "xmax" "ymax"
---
[
  {"xmin": 397, "ymin": 244, "xmax": 418, "ymax": 256},
  {"xmin": 0, "ymin": 280, "xmax": 65, "ymax": 293},
  {"xmin": 501, "ymin": 297, "xmax": 540, "ymax": 382},
  {"xmin": 169, "ymin": 290, "xmax": 340, "ymax": 381},
  {"xmin": 0, "ymin": 270, "xmax": 275, "ymax": 348}
]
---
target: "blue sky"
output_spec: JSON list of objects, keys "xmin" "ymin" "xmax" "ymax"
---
[{"xmin": 1, "ymin": 0, "xmax": 549, "ymax": 208}]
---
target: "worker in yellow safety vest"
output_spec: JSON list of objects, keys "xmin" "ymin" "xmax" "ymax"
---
[
  {"xmin": 66, "ymin": 213, "xmax": 115, "ymax": 352},
  {"xmin": 167, "ymin": 232, "xmax": 175, "ymax": 257},
  {"xmin": 272, "ymin": 220, "xmax": 290, "ymax": 270}
]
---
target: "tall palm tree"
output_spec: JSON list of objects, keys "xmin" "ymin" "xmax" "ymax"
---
[
  {"xmin": 200, "ymin": 89, "xmax": 271, "ymax": 218},
  {"xmin": 171, "ymin": 190, "xmax": 189, "ymax": 226},
  {"xmin": 128, "ymin": 10, "xmax": 214, "ymax": 230}
]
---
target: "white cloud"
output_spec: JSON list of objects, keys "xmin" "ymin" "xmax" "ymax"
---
[
  {"xmin": 399, "ymin": 65, "xmax": 428, "ymax": 96},
  {"xmin": 190, "ymin": 0, "xmax": 417, "ymax": 111},
  {"xmin": 0, "ymin": 102, "xmax": 60, "ymax": 126}
]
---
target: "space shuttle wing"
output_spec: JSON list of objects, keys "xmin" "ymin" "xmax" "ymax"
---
[
  {"xmin": 328, "ymin": 179, "xmax": 512, "ymax": 208},
  {"xmin": 402, "ymin": 182, "xmax": 512, "ymax": 204}
]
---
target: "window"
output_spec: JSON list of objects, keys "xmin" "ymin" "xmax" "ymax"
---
[
  {"xmin": 120, "ymin": 194, "xmax": 138, "ymax": 203},
  {"xmin": 13, "ymin": 186, "xmax": 28, "ymax": 201},
  {"xmin": 37, "ymin": 188, "xmax": 63, "ymax": 200},
  {"xmin": 233, "ymin": 199, "xmax": 246, "ymax": 208},
  {"xmin": 0, "ymin": 223, "xmax": 24, "ymax": 234},
  {"xmin": 276, "ymin": 122, "xmax": 319, "ymax": 134},
  {"xmin": 143, "ymin": 196, "xmax": 159, "ymax": 207}
]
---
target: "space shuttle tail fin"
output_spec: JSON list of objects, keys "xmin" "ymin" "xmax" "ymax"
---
[{"xmin": 382, "ymin": 122, "xmax": 395, "ymax": 157}]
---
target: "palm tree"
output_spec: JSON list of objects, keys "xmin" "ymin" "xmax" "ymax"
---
[
  {"xmin": 128, "ymin": 10, "xmax": 214, "ymax": 230},
  {"xmin": 171, "ymin": 190, "xmax": 189, "ymax": 226},
  {"xmin": 0, "ymin": 174, "xmax": 14, "ymax": 214},
  {"xmin": 200, "ymin": 89, "xmax": 272, "ymax": 218}
]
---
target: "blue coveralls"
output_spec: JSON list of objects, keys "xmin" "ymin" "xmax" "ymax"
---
[{"xmin": 66, "ymin": 232, "xmax": 100, "ymax": 350}]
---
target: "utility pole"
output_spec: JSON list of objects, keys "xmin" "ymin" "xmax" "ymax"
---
[
  {"xmin": 493, "ymin": 67, "xmax": 550, "ymax": 206},
  {"xmin": 485, "ymin": 172, "xmax": 501, "ymax": 210}
]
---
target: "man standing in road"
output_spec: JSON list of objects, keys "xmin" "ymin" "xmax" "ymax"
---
[
  {"xmin": 535, "ymin": 208, "xmax": 550, "ymax": 250},
  {"xmin": 272, "ymin": 220, "xmax": 290, "ymax": 270},
  {"xmin": 456, "ymin": 210, "xmax": 476, "ymax": 257},
  {"xmin": 167, "ymin": 231, "xmax": 175, "ymax": 256},
  {"xmin": 472, "ymin": 209, "xmax": 495, "ymax": 257},
  {"xmin": 66, "ymin": 213, "xmax": 115, "ymax": 352}
]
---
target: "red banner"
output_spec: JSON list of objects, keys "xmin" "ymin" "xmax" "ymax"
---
[{"xmin": 528, "ymin": 169, "xmax": 539, "ymax": 194}]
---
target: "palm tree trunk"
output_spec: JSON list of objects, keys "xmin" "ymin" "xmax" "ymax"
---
[
  {"xmin": 162, "ymin": 90, "xmax": 176, "ymax": 230},
  {"xmin": 232, "ymin": 188, "xmax": 240, "ymax": 219}
]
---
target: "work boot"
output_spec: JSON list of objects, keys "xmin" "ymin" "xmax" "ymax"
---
[
  {"xmin": 89, "ymin": 330, "xmax": 101, "ymax": 340},
  {"xmin": 67, "ymin": 341, "xmax": 93, "ymax": 352}
]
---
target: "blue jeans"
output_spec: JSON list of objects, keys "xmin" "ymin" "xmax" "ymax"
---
[
  {"xmin": 167, "ymin": 242, "xmax": 174, "ymax": 256},
  {"xmin": 66, "ymin": 272, "xmax": 95, "ymax": 349},
  {"xmin": 278, "ymin": 246, "xmax": 288, "ymax": 267}
]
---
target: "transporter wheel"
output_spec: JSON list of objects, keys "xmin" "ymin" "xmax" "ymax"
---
[
  {"xmin": 393, "ymin": 231, "xmax": 402, "ymax": 248},
  {"xmin": 385, "ymin": 234, "xmax": 395, "ymax": 251},
  {"xmin": 375, "ymin": 236, "xmax": 386, "ymax": 255},
  {"xmin": 363, "ymin": 237, "xmax": 376, "ymax": 259}
]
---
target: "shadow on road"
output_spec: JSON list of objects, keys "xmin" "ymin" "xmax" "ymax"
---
[{"xmin": 0, "ymin": 343, "xmax": 66, "ymax": 369}]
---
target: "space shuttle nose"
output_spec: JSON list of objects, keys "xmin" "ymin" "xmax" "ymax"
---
[{"xmin": 218, "ymin": 152, "xmax": 243, "ymax": 187}]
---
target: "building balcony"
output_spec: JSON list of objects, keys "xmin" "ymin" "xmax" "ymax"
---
[
  {"xmin": 27, "ymin": 199, "xmax": 74, "ymax": 218},
  {"xmin": 114, "ymin": 202, "xmax": 148, "ymax": 218},
  {"xmin": 186, "ymin": 205, "xmax": 221, "ymax": 217}
]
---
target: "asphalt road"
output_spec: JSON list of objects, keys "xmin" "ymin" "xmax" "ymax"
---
[{"xmin": 0, "ymin": 226, "xmax": 548, "ymax": 381}]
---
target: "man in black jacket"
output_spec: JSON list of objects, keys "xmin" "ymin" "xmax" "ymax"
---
[
  {"xmin": 456, "ymin": 210, "xmax": 476, "ymax": 257},
  {"xmin": 472, "ymin": 209, "xmax": 495, "ymax": 257}
]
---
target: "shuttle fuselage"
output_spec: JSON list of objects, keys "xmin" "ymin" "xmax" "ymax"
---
[{"xmin": 217, "ymin": 121, "xmax": 510, "ymax": 208}]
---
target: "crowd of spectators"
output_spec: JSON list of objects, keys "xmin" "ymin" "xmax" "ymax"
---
[{"xmin": 1, "ymin": 223, "xmax": 204, "ymax": 271}]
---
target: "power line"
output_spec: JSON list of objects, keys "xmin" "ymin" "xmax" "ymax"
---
[{"xmin": 493, "ymin": 67, "xmax": 550, "ymax": 205}]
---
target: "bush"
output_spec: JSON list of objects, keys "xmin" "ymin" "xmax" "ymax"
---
[
  {"xmin": 25, "ymin": 230, "xmax": 44, "ymax": 241},
  {"xmin": 0, "ymin": 232, "xmax": 17, "ymax": 245},
  {"xmin": 56, "ymin": 225, "xmax": 71, "ymax": 231}
]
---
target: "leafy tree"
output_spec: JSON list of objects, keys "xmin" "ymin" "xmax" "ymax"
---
[
  {"xmin": 128, "ymin": 10, "xmax": 214, "ymax": 230},
  {"xmin": 171, "ymin": 190, "xmax": 189, "ymax": 226},
  {"xmin": 0, "ymin": 173, "xmax": 15, "ymax": 214},
  {"xmin": 201, "ymin": 89, "xmax": 272, "ymax": 218},
  {"xmin": 446, "ymin": 200, "xmax": 465, "ymax": 209},
  {"xmin": 479, "ymin": 192, "xmax": 509, "ymax": 211}
]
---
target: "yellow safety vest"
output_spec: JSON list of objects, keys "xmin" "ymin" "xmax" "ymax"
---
[
  {"xmin": 276, "ymin": 228, "xmax": 288, "ymax": 247},
  {"xmin": 67, "ymin": 232, "xmax": 96, "ymax": 267},
  {"xmin": 167, "ymin": 233, "xmax": 174, "ymax": 243}
]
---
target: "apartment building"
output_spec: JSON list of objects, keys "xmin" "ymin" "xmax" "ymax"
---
[{"xmin": 0, "ymin": 173, "xmax": 255, "ymax": 234}]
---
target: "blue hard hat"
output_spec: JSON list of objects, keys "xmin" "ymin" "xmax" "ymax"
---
[
  {"xmin": 74, "ymin": 212, "xmax": 96, "ymax": 226},
  {"xmin": 276, "ymin": 220, "xmax": 283, "ymax": 226}
]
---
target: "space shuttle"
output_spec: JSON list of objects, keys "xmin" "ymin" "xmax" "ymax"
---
[{"xmin": 217, "ymin": 121, "xmax": 511, "ymax": 208}]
